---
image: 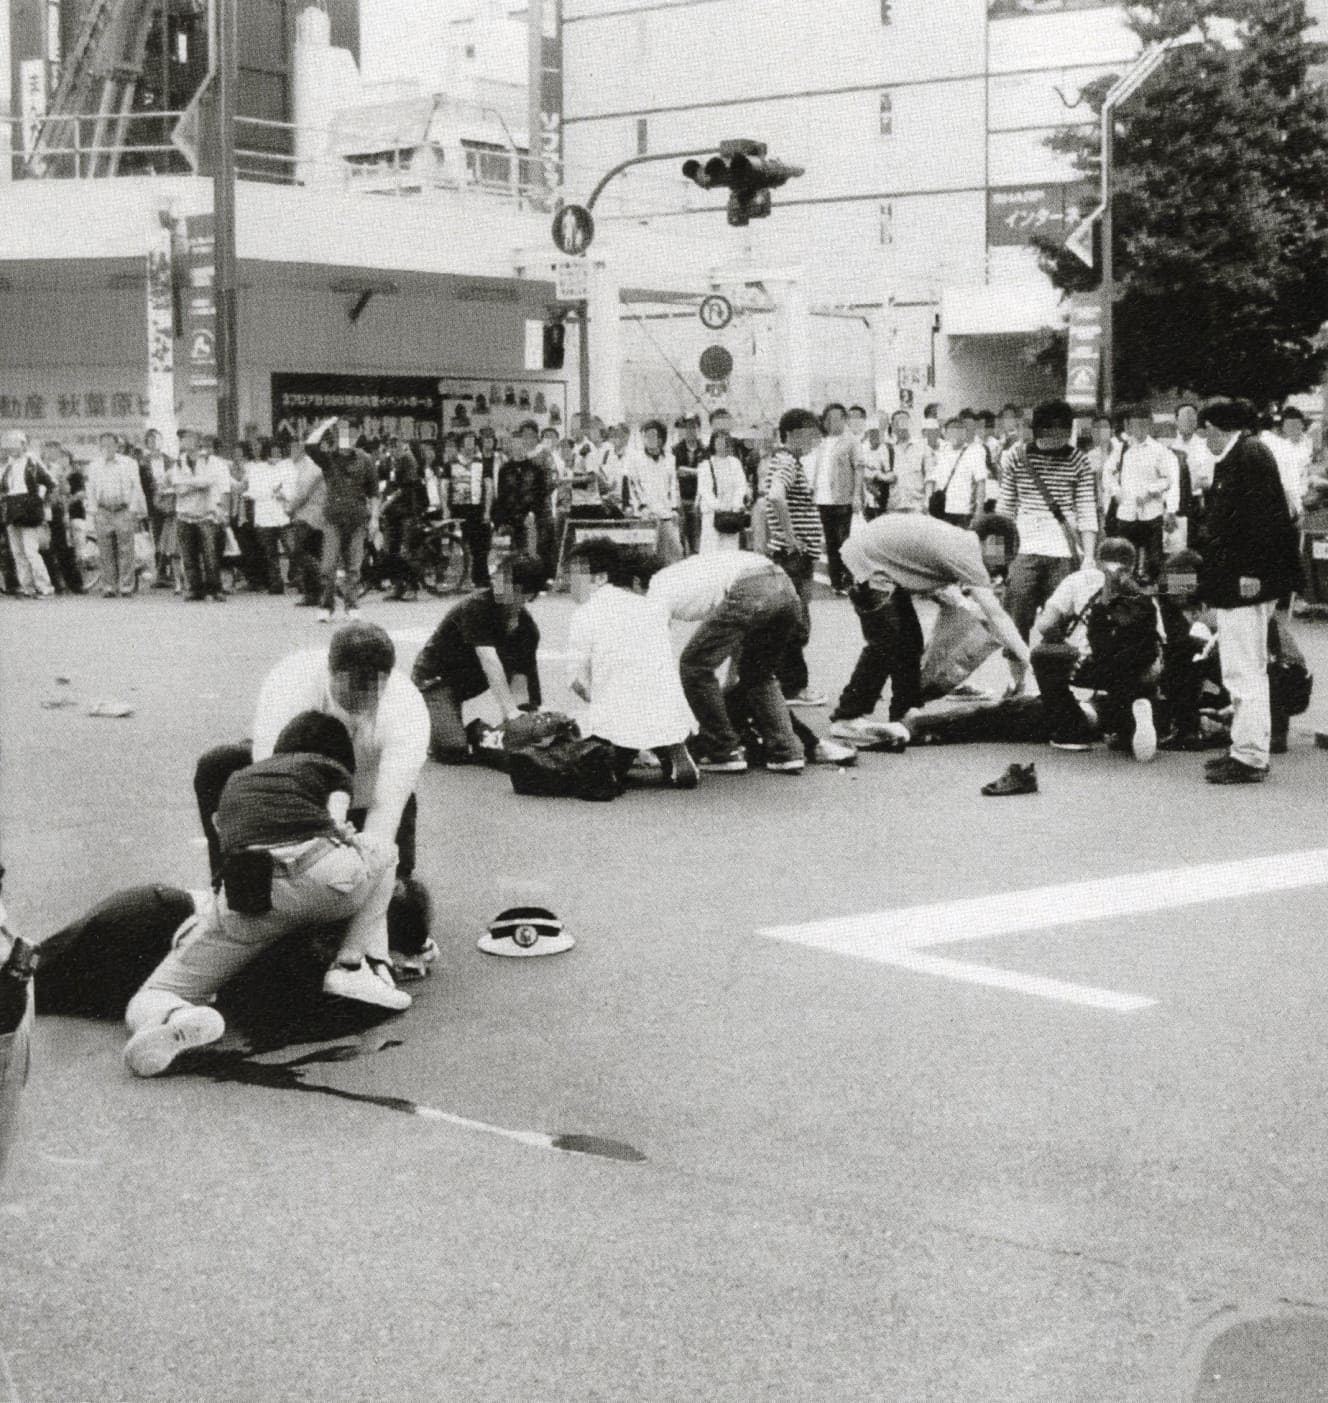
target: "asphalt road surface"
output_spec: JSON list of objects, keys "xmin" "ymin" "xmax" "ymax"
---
[{"xmin": 2, "ymin": 584, "xmax": 1327, "ymax": 1403}]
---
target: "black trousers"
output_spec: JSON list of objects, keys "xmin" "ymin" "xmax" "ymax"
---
[
  {"xmin": 194, "ymin": 743, "xmax": 418, "ymax": 881},
  {"xmin": 460, "ymin": 518, "xmax": 492, "ymax": 587},
  {"xmin": 289, "ymin": 521, "xmax": 323, "ymax": 603},
  {"xmin": 770, "ymin": 550, "xmax": 815, "ymax": 696},
  {"xmin": 832, "ymin": 586, "xmax": 925, "ymax": 722},
  {"xmin": 1116, "ymin": 517, "xmax": 1165, "ymax": 582},
  {"xmin": 818, "ymin": 505, "xmax": 854, "ymax": 591}
]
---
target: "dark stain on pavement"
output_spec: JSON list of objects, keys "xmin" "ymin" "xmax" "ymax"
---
[{"xmin": 182, "ymin": 1042, "xmax": 647, "ymax": 1164}]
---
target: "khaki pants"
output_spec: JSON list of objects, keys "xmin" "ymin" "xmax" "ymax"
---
[{"xmin": 125, "ymin": 833, "xmax": 396, "ymax": 1032}]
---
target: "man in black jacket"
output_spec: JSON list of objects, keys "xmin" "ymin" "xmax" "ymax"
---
[{"xmin": 1195, "ymin": 400, "xmax": 1302, "ymax": 784}]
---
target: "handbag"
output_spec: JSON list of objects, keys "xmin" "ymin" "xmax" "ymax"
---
[
  {"xmin": 928, "ymin": 452, "xmax": 963, "ymax": 519},
  {"xmin": 1016, "ymin": 447, "xmax": 1083, "ymax": 565},
  {"xmin": 710, "ymin": 461, "xmax": 750, "ymax": 534},
  {"xmin": 919, "ymin": 598, "xmax": 1001, "ymax": 701}
]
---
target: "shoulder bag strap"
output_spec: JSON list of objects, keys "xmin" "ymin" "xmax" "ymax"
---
[{"xmin": 1019, "ymin": 448, "xmax": 1082, "ymax": 564}]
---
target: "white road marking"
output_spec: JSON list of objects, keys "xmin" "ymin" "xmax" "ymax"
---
[
  {"xmin": 411, "ymin": 1102, "xmax": 557, "ymax": 1149},
  {"xmin": 758, "ymin": 848, "xmax": 1328, "ymax": 1012}
]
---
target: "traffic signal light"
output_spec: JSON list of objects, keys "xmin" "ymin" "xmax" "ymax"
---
[{"xmin": 681, "ymin": 140, "xmax": 804, "ymax": 226}]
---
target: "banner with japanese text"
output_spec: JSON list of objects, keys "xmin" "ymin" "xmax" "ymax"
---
[
  {"xmin": 987, "ymin": 183, "xmax": 1095, "ymax": 250},
  {"xmin": 183, "ymin": 214, "xmax": 217, "ymax": 392},
  {"xmin": 270, "ymin": 373, "xmax": 445, "ymax": 447}
]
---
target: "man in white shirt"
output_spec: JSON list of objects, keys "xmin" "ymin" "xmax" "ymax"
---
[
  {"xmin": 245, "ymin": 439, "xmax": 296, "ymax": 594},
  {"xmin": 280, "ymin": 437, "xmax": 326, "ymax": 606},
  {"xmin": 886, "ymin": 410, "xmax": 930, "ymax": 515},
  {"xmin": 925, "ymin": 417, "xmax": 987, "ymax": 527},
  {"xmin": 86, "ymin": 431, "xmax": 149, "ymax": 597},
  {"xmin": 1103, "ymin": 404, "xmax": 1179, "ymax": 581},
  {"xmin": 1263, "ymin": 408, "xmax": 1314, "ymax": 522},
  {"xmin": 809, "ymin": 403, "xmax": 864, "ymax": 592},
  {"xmin": 1174, "ymin": 400, "xmax": 1216, "ymax": 497},
  {"xmin": 627, "ymin": 419, "xmax": 682, "ymax": 562},
  {"xmin": 194, "ymin": 621, "xmax": 429, "ymax": 889},
  {"xmin": 168, "ymin": 429, "xmax": 227, "ymax": 601}
]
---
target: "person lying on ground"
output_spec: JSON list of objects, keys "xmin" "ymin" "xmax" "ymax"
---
[
  {"xmin": 412, "ymin": 554, "xmax": 547, "ymax": 764},
  {"xmin": 123, "ymin": 712, "xmax": 410, "ymax": 1079}
]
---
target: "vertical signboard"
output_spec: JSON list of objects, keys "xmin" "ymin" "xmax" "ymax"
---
[
  {"xmin": 18, "ymin": 58, "xmax": 46, "ymax": 158},
  {"xmin": 146, "ymin": 222, "xmax": 177, "ymax": 448},
  {"xmin": 183, "ymin": 213, "xmax": 218, "ymax": 392},
  {"xmin": 1065, "ymin": 293, "xmax": 1103, "ymax": 411},
  {"xmin": 528, "ymin": 0, "xmax": 563, "ymax": 201}
]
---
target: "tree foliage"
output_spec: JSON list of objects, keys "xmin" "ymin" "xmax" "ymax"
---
[{"xmin": 1039, "ymin": 0, "xmax": 1328, "ymax": 404}]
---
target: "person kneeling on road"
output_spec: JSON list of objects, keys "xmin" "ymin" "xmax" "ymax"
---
[
  {"xmin": 124, "ymin": 712, "xmax": 408, "ymax": 1078},
  {"xmin": 646, "ymin": 517, "xmax": 810, "ymax": 774},
  {"xmin": 412, "ymin": 554, "xmax": 547, "ymax": 764},
  {"xmin": 194, "ymin": 622, "xmax": 431, "ymax": 958},
  {"xmin": 1030, "ymin": 536, "xmax": 1164, "ymax": 761}
]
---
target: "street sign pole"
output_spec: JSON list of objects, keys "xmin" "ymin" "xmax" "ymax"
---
[{"xmin": 213, "ymin": 0, "xmax": 240, "ymax": 462}]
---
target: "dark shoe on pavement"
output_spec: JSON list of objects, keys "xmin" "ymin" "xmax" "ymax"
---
[
  {"xmin": 981, "ymin": 762, "xmax": 1038, "ymax": 796},
  {"xmin": 1270, "ymin": 732, "xmax": 1289, "ymax": 756},
  {"xmin": 667, "ymin": 747, "xmax": 700, "ymax": 789},
  {"xmin": 1204, "ymin": 756, "xmax": 1268, "ymax": 785}
]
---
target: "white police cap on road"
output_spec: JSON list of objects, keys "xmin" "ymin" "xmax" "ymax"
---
[{"xmin": 478, "ymin": 906, "xmax": 574, "ymax": 959}]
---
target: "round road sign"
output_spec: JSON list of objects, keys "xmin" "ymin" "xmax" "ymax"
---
[
  {"xmin": 698, "ymin": 294, "xmax": 733, "ymax": 331},
  {"xmin": 699, "ymin": 344, "xmax": 734, "ymax": 381},
  {"xmin": 551, "ymin": 204, "xmax": 595, "ymax": 256}
]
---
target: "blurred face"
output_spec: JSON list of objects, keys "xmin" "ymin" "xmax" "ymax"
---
[
  {"xmin": 1203, "ymin": 421, "xmax": 1234, "ymax": 456},
  {"xmin": 568, "ymin": 560, "xmax": 604, "ymax": 605},
  {"xmin": 99, "ymin": 434, "xmax": 118, "ymax": 457},
  {"xmin": 1285, "ymin": 417, "xmax": 1306, "ymax": 443},
  {"xmin": 1001, "ymin": 410, "xmax": 1020, "ymax": 437},
  {"xmin": 944, "ymin": 422, "xmax": 964, "ymax": 448},
  {"xmin": 712, "ymin": 413, "xmax": 732, "ymax": 437},
  {"xmin": 683, "ymin": 420, "xmax": 698, "ymax": 442},
  {"xmin": 1177, "ymin": 406, "xmax": 1198, "ymax": 436},
  {"xmin": 267, "ymin": 441, "xmax": 282, "ymax": 461},
  {"xmin": 329, "ymin": 666, "xmax": 387, "ymax": 717},
  {"xmin": 786, "ymin": 425, "xmax": 821, "ymax": 459},
  {"xmin": 643, "ymin": 426, "xmax": 664, "ymax": 454},
  {"xmin": 179, "ymin": 432, "xmax": 198, "ymax": 456},
  {"xmin": 493, "ymin": 568, "xmax": 529, "ymax": 609},
  {"xmin": 824, "ymin": 408, "xmax": 847, "ymax": 436},
  {"xmin": 517, "ymin": 429, "xmax": 539, "ymax": 456},
  {"xmin": 1093, "ymin": 418, "xmax": 1113, "ymax": 447},
  {"xmin": 1126, "ymin": 416, "xmax": 1152, "ymax": 443},
  {"xmin": 712, "ymin": 430, "xmax": 732, "ymax": 457},
  {"xmin": 848, "ymin": 410, "xmax": 867, "ymax": 437},
  {"xmin": 959, "ymin": 417, "xmax": 978, "ymax": 444},
  {"xmin": 461, "ymin": 435, "xmax": 477, "ymax": 457},
  {"xmin": 891, "ymin": 413, "xmax": 910, "ymax": 443},
  {"xmin": 146, "ymin": 431, "xmax": 160, "ymax": 450},
  {"xmin": 1035, "ymin": 424, "xmax": 1072, "ymax": 451},
  {"xmin": 336, "ymin": 419, "xmax": 352, "ymax": 448}
]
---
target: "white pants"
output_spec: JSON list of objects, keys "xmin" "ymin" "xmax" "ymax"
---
[
  {"xmin": 1215, "ymin": 602, "xmax": 1274, "ymax": 769},
  {"xmin": 6, "ymin": 523, "xmax": 52, "ymax": 595}
]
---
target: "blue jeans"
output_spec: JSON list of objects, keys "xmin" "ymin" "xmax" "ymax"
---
[
  {"xmin": 1005, "ymin": 553, "xmax": 1075, "ymax": 639},
  {"xmin": 679, "ymin": 569, "xmax": 803, "ymax": 764}
]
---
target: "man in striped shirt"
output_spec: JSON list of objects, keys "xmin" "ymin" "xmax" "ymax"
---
[
  {"xmin": 997, "ymin": 399, "xmax": 1099, "ymax": 638},
  {"xmin": 763, "ymin": 408, "xmax": 827, "ymax": 706}
]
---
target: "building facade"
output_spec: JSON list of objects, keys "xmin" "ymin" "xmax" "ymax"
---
[{"xmin": 560, "ymin": 0, "xmax": 1328, "ymax": 421}]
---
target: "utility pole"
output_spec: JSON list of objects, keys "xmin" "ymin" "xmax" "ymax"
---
[{"xmin": 213, "ymin": 0, "xmax": 240, "ymax": 460}]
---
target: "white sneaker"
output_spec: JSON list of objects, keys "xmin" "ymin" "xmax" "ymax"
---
[
  {"xmin": 1131, "ymin": 698, "xmax": 1158, "ymax": 763},
  {"xmin": 811, "ymin": 738, "xmax": 858, "ymax": 766},
  {"xmin": 323, "ymin": 958, "xmax": 412, "ymax": 1011},
  {"xmin": 316, "ymin": 609, "xmax": 331, "ymax": 623},
  {"xmin": 786, "ymin": 689, "xmax": 828, "ymax": 708},
  {"xmin": 124, "ymin": 1005, "xmax": 225, "ymax": 1078},
  {"xmin": 765, "ymin": 757, "xmax": 806, "ymax": 773}
]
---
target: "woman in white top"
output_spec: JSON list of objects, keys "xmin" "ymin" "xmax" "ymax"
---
[
  {"xmin": 565, "ymin": 539, "xmax": 699, "ymax": 787},
  {"xmin": 697, "ymin": 429, "xmax": 750, "ymax": 553}
]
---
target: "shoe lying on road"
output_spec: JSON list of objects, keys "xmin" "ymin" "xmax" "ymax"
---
[
  {"xmin": 981, "ymin": 762, "xmax": 1038, "ymax": 797},
  {"xmin": 323, "ymin": 958, "xmax": 412, "ymax": 1010},
  {"xmin": 1204, "ymin": 756, "xmax": 1268, "ymax": 785},
  {"xmin": 124, "ymin": 1005, "xmax": 226, "ymax": 1078},
  {"xmin": 391, "ymin": 938, "xmax": 439, "ymax": 982}
]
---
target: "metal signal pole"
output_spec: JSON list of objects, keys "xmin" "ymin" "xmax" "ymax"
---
[{"xmin": 213, "ymin": 0, "xmax": 240, "ymax": 460}]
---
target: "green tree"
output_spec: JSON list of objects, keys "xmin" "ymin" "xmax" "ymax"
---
[{"xmin": 1039, "ymin": 0, "xmax": 1328, "ymax": 405}]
